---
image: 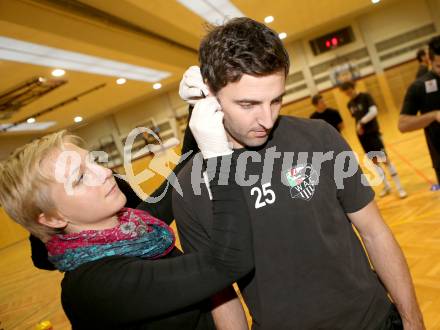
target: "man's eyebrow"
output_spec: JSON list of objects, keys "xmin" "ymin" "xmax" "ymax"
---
[
  {"xmin": 234, "ymin": 98, "xmax": 262, "ymax": 104},
  {"xmin": 234, "ymin": 92, "xmax": 286, "ymax": 104},
  {"xmin": 273, "ymin": 92, "xmax": 286, "ymax": 100}
]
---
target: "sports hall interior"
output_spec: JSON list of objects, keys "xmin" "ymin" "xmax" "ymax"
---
[{"xmin": 0, "ymin": 0, "xmax": 439, "ymax": 329}]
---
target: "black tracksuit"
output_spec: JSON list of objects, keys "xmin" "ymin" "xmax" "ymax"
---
[
  {"xmin": 29, "ymin": 122, "xmax": 254, "ymax": 329},
  {"xmin": 402, "ymin": 70, "xmax": 440, "ymax": 183}
]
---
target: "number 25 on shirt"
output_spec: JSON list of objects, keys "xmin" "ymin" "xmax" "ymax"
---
[{"xmin": 250, "ymin": 183, "xmax": 276, "ymax": 209}]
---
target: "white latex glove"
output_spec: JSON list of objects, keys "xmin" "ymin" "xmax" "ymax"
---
[
  {"xmin": 189, "ymin": 97, "xmax": 233, "ymax": 159},
  {"xmin": 179, "ymin": 66, "xmax": 210, "ymax": 105}
]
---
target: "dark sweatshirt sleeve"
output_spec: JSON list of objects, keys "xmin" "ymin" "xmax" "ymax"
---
[
  {"xmin": 61, "ymin": 156, "xmax": 253, "ymax": 325},
  {"xmin": 136, "ymin": 106, "xmax": 198, "ymax": 224}
]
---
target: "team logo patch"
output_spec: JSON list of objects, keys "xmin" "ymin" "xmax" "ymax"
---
[{"xmin": 285, "ymin": 164, "xmax": 318, "ymax": 201}]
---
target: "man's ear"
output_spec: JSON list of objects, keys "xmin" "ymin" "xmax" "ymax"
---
[{"xmin": 37, "ymin": 212, "xmax": 68, "ymax": 229}]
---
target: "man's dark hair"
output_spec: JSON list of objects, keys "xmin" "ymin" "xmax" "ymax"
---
[
  {"xmin": 428, "ymin": 35, "xmax": 440, "ymax": 60},
  {"xmin": 311, "ymin": 94, "xmax": 323, "ymax": 106},
  {"xmin": 416, "ymin": 49, "xmax": 426, "ymax": 62},
  {"xmin": 339, "ymin": 81, "xmax": 355, "ymax": 91},
  {"xmin": 199, "ymin": 17, "xmax": 290, "ymax": 93}
]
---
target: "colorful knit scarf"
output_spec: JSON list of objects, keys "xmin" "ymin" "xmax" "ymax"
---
[{"xmin": 46, "ymin": 208, "xmax": 175, "ymax": 272}]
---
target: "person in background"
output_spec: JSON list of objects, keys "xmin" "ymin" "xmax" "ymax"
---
[
  {"xmin": 310, "ymin": 94, "xmax": 344, "ymax": 132},
  {"xmin": 399, "ymin": 35, "xmax": 440, "ymax": 191},
  {"xmin": 340, "ymin": 81, "xmax": 407, "ymax": 199},
  {"xmin": 415, "ymin": 49, "xmax": 430, "ymax": 80}
]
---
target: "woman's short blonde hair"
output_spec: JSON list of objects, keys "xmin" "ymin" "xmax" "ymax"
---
[{"xmin": 0, "ymin": 130, "xmax": 83, "ymax": 242}]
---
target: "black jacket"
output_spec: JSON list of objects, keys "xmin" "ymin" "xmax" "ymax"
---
[
  {"xmin": 30, "ymin": 108, "xmax": 198, "ymax": 269},
  {"xmin": 31, "ymin": 110, "xmax": 254, "ymax": 329},
  {"xmin": 61, "ymin": 156, "xmax": 253, "ymax": 329}
]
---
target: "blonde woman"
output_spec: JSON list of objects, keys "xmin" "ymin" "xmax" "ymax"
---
[{"xmin": 0, "ymin": 107, "xmax": 252, "ymax": 330}]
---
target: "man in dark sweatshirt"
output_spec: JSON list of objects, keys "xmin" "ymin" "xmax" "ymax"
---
[
  {"xmin": 173, "ymin": 17, "xmax": 424, "ymax": 330},
  {"xmin": 399, "ymin": 36, "xmax": 440, "ymax": 191}
]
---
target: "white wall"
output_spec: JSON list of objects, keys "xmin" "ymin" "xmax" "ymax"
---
[
  {"xmin": 73, "ymin": 116, "xmax": 118, "ymax": 147},
  {"xmin": 283, "ymin": 0, "xmax": 436, "ymax": 100},
  {"xmin": 2, "ymin": 0, "xmax": 437, "ymax": 157},
  {"xmin": 358, "ymin": 0, "xmax": 434, "ymax": 43},
  {"xmin": 70, "ymin": 89, "xmax": 187, "ymax": 154},
  {"xmin": 83, "ymin": 0, "xmax": 436, "ymax": 126}
]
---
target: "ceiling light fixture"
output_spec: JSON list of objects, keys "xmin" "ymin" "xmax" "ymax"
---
[
  {"xmin": 177, "ymin": 0, "xmax": 244, "ymax": 24},
  {"xmin": 116, "ymin": 78, "xmax": 126, "ymax": 85},
  {"xmin": 153, "ymin": 83, "xmax": 162, "ymax": 90},
  {"xmin": 0, "ymin": 121, "xmax": 56, "ymax": 132},
  {"xmin": 371, "ymin": 0, "xmax": 380, "ymax": 3},
  {"xmin": 51, "ymin": 69, "xmax": 65, "ymax": 77},
  {"xmin": 278, "ymin": 32, "xmax": 287, "ymax": 40},
  {"xmin": 74, "ymin": 116, "xmax": 83, "ymax": 123},
  {"xmin": 264, "ymin": 16, "xmax": 274, "ymax": 24},
  {"xmin": 26, "ymin": 117, "xmax": 36, "ymax": 124},
  {"xmin": 0, "ymin": 36, "xmax": 171, "ymax": 82}
]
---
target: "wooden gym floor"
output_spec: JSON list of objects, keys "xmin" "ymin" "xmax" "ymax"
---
[{"xmin": 1, "ymin": 91, "xmax": 440, "ymax": 329}]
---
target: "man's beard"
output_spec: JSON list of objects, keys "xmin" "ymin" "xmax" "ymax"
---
[{"xmin": 225, "ymin": 124, "xmax": 270, "ymax": 148}]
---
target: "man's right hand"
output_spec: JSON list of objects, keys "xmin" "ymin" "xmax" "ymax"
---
[
  {"xmin": 179, "ymin": 66, "xmax": 210, "ymax": 105},
  {"xmin": 189, "ymin": 97, "xmax": 233, "ymax": 159}
]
